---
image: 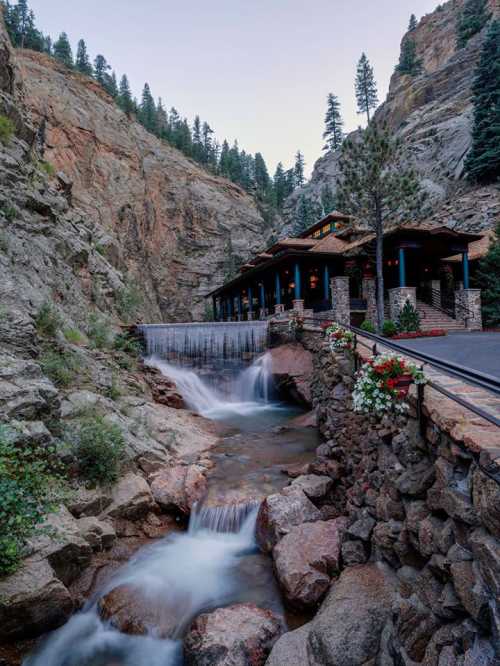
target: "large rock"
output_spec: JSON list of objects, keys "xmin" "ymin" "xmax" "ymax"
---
[
  {"xmin": 289, "ymin": 474, "xmax": 333, "ymax": 502},
  {"xmin": 268, "ymin": 344, "xmax": 314, "ymax": 406},
  {"xmin": 265, "ymin": 623, "xmax": 311, "ymax": 666},
  {"xmin": 184, "ymin": 603, "xmax": 284, "ymax": 666},
  {"xmin": 101, "ymin": 472, "xmax": 156, "ymax": 520},
  {"xmin": 0, "ymin": 353, "xmax": 59, "ymax": 421},
  {"xmin": 150, "ymin": 464, "xmax": 208, "ymax": 514},
  {"xmin": 256, "ymin": 489, "xmax": 321, "ymax": 552},
  {"xmin": 273, "ymin": 518, "xmax": 347, "ymax": 610},
  {"xmin": 77, "ymin": 516, "xmax": 116, "ymax": 551},
  {"xmin": 0, "ymin": 557, "xmax": 73, "ymax": 641},
  {"xmin": 306, "ymin": 563, "xmax": 397, "ymax": 666}
]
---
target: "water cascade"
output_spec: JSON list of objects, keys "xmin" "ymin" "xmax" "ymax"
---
[{"xmin": 138, "ymin": 321, "xmax": 269, "ymax": 364}]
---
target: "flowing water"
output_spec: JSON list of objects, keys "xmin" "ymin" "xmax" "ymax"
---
[{"xmin": 25, "ymin": 324, "xmax": 318, "ymax": 666}]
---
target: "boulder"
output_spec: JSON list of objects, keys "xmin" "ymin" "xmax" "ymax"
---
[
  {"xmin": 77, "ymin": 516, "xmax": 116, "ymax": 550},
  {"xmin": 150, "ymin": 464, "xmax": 207, "ymax": 514},
  {"xmin": 265, "ymin": 623, "xmax": 311, "ymax": 666},
  {"xmin": 144, "ymin": 366, "xmax": 186, "ymax": 409},
  {"xmin": 67, "ymin": 485, "xmax": 113, "ymax": 517},
  {"xmin": 288, "ymin": 475, "xmax": 333, "ymax": 502},
  {"xmin": 471, "ymin": 468, "xmax": 500, "ymax": 538},
  {"xmin": 307, "ymin": 563, "xmax": 397, "ymax": 666},
  {"xmin": 0, "ymin": 354, "xmax": 59, "ymax": 421},
  {"xmin": 256, "ymin": 489, "xmax": 321, "ymax": 552},
  {"xmin": 184, "ymin": 603, "xmax": 284, "ymax": 666},
  {"xmin": 273, "ymin": 518, "xmax": 347, "ymax": 610},
  {"xmin": 268, "ymin": 344, "xmax": 314, "ymax": 406},
  {"xmin": 101, "ymin": 472, "xmax": 156, "ymax": 520},
  {"xmin": 98, "ymin": 583, "xmax": 176, "ymax": 637},
  {"xmin": 0, "ymin": 557, "xmax": 73, "ymax": 641}
]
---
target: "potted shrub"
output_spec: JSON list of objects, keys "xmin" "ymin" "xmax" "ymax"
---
[
  {"xmin": 325, "ymin": 323, "xmax": 355, "ymax": 352},
  {"xmin": 352, "ymin": 352, "xmax": 426, "ymax": 415}
]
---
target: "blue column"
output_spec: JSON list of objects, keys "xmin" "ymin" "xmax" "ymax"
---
[
  {"xmin": 294, "ymin": 263, "xmax": 301, "ymax": 300},
  {"xmin": 462, "ymin": 251, "xmax": 470, "ymax": 289},
  {"xmin": 323, "ymin": 264, "xmax": 330, "ymax": 301},
  {"xmin": 227, "ymin": 296, "xmax": 232, "ymax": 319},
  {"xmin": 221, "ymin": 299, "xmax": 226, "ymax": 321},
  {"xmin": 399, "ymin": 248, "xmax": 406, "ymax": 288},
  {"xmin": 260, "ymin": 282, "xmax": 265, "ymax": 311},
  {"xmin": 237, "ymin": 293, "xmax": 242, "ymax": 318},
  {"xmin": 212, "ymin": 297, "xmax": 217, "ymax": 321},
  {"xmin": 275, "ymin": 273, "xmax": 281, "ymax": 305},
  {"xmin": 248, "ymin": 286, "xmax": 253, "ymax": 314}
]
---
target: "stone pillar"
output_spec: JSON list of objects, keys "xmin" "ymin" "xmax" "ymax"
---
[
  {"xmin": 362, "ymin": 277, "xmax": 377, "ymax": 326},
  {"xmin": 330, "ymin": 276, "xmax": 350, "ymax": 326},
  {"xmin": 274, "ymin": 303, "xmax": 285, "ymax": 314},
  {"xmin": 430, "ymin": 280, "xmax": 441, "ymax": 308},
  {"xmin": 455, "ymin": 289, "xmax": 482, "ymax": 331},
  {"xmin": 292, "ymin": 299, "xmax": 304, "ymax": 313},
  {"xmin": 389, "ymin": 287, "xmax": 416, "ymax": 323}
]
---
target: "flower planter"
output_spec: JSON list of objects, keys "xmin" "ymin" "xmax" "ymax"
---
[{"xmin": 393, "ymin": 374, "xmax": 414, "ymax": 397}]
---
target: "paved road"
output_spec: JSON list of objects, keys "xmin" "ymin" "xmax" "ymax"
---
[{"xmin": 391, "ymin": 332, "xmax": 500, "ymax": 380}]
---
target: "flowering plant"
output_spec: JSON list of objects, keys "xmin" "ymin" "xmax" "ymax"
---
[
  {"xmin": 352, "ymin": 352, "xmax": 426, "ymax": 415},
  {"xmin": 326, "ymin": 323, "xmax": 355, "ymax": 351},
  {"xmin": 288, "ymin": 313, "xmax": 304, "ymax": 338}
]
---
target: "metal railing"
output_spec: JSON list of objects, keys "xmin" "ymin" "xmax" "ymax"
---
[{"xmin": 274, "ymin": 314, "xmax": 500, "ymax": 429}]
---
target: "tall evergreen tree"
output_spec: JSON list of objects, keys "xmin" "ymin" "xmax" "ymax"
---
[
  {"xmin": 43, "ymin": 35, "xmax": 52, "ymax": 55},
  {"xmin": 53, "ymin": 32, "xmax": 73, "ymax": 68},
  {"xmin": 139, "ymin": 83, "xmax": 157, "ymax": 133},
  {"xmin": 273, "ymin": 162, "xmax": 287, "ymax": 209},
  {"xmin": 105, "ymin": 71, "xmax": 118, "ymax": 98},
  {"xmin": 118, "ymin": 74, "xmax": 133, "ymax": 114},
  {"xmin": 219, "ymin": 139, "xmax": 231, "ymax": 177},
  {"xmin": 93, "ymin": 54, "xmax": 110, "ymax": 86},
  {"xmin": 476, "ymin": 221, "xmax": 500, "ymax": 327},
  {"xmin": 323, "ymin": 93, "xmax": 344, "ymax": 152},
  {"xmin": 465, "ymin": 19, "xmax": 500, "ymax": 183},
  {"xmin": 192, "ymin": 115, "xmax": 203, "ymax": 161},
  {"xmin": 14, "ymin": 0, "xmax": 29, "ymax": 47},
  {"xmin": 396, "ymin": 38, "xmax": 422, "ymax": 76},
  {"xmin": 355, "ymin": 53, "xmax": 378, "ymax": 123},
  {"xmin": 254, "ymin": 152, "xmax": 270, "ymax": 193},
  {"xmin": 202, "ymin": 122, "xmax": 215, "ymax": 167},
  {"xmin": 284, "ymin": 168, "xmax": 296, "ymax": 196},
  {"xmin": 75, "ymin": 39, "xmax": 93, "ymax": 76},
  {"xmin": 408, "ymin": 14, "xmax": 418, "ymax": 31},
  {"xmin": 294, "ymin": 195, "xmax": 320, "ymax": 234},
  {"xmin": 294, "ymin": 150, "xmax": 305, "ymax": 187},
  {"xmin": 336, "ymin": 124, "xmax": 425, "ymax": 331},
  {"xmin": 156, "ymin": 98, "xmax": 169, "ymax": 138},
  {"xmin": 457, "ymin": 0, "xmax": 491, "ymax": 48}
]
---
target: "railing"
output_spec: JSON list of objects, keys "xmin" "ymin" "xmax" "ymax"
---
[
  {"xmin": 417, "ymin": 285, "xmax": 455, "ymax": 319},
  {"xmin": 276, "ymin": 314, "xmax": 500, "ymax": 430}
]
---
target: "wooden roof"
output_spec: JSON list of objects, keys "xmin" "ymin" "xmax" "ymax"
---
[
  {"xmin": 266, "ymin": 238, "xmax": 318, "ymax": 254},
  {"xmin": 297, "ymin": 210, "xmax": 352, "ymax": 239},
  {"xmin": 445, "ymin": 230, "xmax": 494, "ymax": 262}
]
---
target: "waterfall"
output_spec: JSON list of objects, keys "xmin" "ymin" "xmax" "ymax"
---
[
  {"xmin": 138, "ymin": 321, "xmax": 269, "ymax": 364},
  {"xmin": 189, "ymin": 501, "xmax": 260, "ymax": 535},
  {"xmin": 144, "ymin": 352, "xmax": 274, "ymax": 418}
]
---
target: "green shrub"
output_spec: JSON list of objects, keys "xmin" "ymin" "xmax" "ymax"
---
[
  {"xmin": 40, "ymin": 349, "xmax": 78, "ymax": 387},
  {"xmin": 38, "ymin": 160, "xmax": 56, "ymax": 177},
  {"xmin": 105, "ymin": 375, "xmax": 121, "ymax": 401},
  {"xmin": 116, "ymin": 282, "xmax": 142, "ymax": 322},
  {"xmin": 63, "ymin": 327, "xmax": 85, "ymax": 345},
  {"xmin": 1, "ymin": 205, "xmax": 16, "ymax": 222},
  {"xmin": 0, "ymin": 425, "xmax": 64, "ymax": 576},
  {"xmin": 360, "ymin": 320, "xmax": 376, "ymax": 333},
  {"xmin": 113, "ymin": 332, "xmax": 142, "ymax": 356},
  {"xmin": 87, "ymin": 313, "xmax": 110, "ymax": 349},
  {"xmin": 95, "ymin": 244, "xmax": 107, "ymax": 256},
  {"xmin": 397, "ymin": 300, "xmax": 421, "ymax": 333},
  {"xmin": 382, "ymin": 320, "xmax": 398, "ymax": 337},
  {"xmin": 35, "ymin": 301, "xmax": 62, "ymax": 338},
  {"xmin": 0, "ymin": 115, "xmax": 14, "ymax": 145},
  {"xmin": 71, "ymin": 416, "xmax": 125, "ymax": 485},
  {"xmin": 0, "ymin": 231, "xmax": 8, "ymax": 252}
]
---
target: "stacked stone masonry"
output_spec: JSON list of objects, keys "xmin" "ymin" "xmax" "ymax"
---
[{"xmin": 305, "ymin": 335, "xmax": 500, "ymax": 664}]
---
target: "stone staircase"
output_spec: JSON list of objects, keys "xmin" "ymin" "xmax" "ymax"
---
[{"xmin": 384, "ymin": 301, "xmax": 466, "ymax": 332}]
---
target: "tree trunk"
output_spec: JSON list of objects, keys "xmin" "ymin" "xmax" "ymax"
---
[{"xmin": 375, "ymin": 208, "xmax": 384, "ymax": 333}]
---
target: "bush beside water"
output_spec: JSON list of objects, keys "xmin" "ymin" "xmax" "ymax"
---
[{"xmin": 70, "ymin": 416, "xmax": 125, "ymax": 485}]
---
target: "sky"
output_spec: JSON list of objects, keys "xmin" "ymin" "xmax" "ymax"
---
[{"xmin": 28, "ymin": 0, "xmax": 440, "ymax": 176}]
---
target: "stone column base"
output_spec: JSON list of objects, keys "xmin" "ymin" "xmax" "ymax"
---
[
  {"xmin": 389, "ymin": 287, "xmax": 416, "ymax": 323},
  {"xmin": 362, "ymin": 277, "xmax": 377, "ymax": 326},
  {"xmin": 247, "ymin": 312, "xmax": 254, "ymax": 321},
  {"xmin": 274, "ymin": 304, "xmax": 285, "ymax": 314},
  {"xmin": 330, "ymin": 276, "xmax": 350, "ymax": 326},
  {"xmin": 292, "ymin": 299, "xmax": 304, "ymax": 313},
  {"xmin": 455, "ymin": 289, "xmax": 482, "ymax": 330}
]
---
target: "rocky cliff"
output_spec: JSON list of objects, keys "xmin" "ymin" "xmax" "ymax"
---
[
  {"xmin": 16, "ymin": 50, "xmax": 276, "ymax": 323},
  {"xmin": 284, "ymin": 0, "xmax": 500, "ymax": 235}
]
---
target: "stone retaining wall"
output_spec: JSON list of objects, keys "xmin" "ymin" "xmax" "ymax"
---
[{"xmin": 306, "ymin": 335, "xmax": 500, "ymax": 664}]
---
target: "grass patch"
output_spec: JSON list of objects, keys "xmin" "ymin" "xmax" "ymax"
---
[
  {"xmin": 87, "ymin": 313, "xmax": 111, "ymax": 349},
  {"xmin": 0, "ymin": 424, "xmax": 65, "ymax": 576},
  {"xmin": 1, "ymin": 205, "xmax": 16, "ymax": 223},
  {"xmin": 40, "ymin": 349, "xmax": 79, "ymax": 387},
  {"xmin": 35, "ymin": 301, "xmax": 62, "ymax": 338},
  {"xmin": 104, "ymin": 375, "xmax": 121, "ymax": 401},
  {"xmin": 63, "ymin": 327, "xmax": 85, "ymax": 345},
  {"xmin": 69, "ymin": 416, "xmax": 125, "ymax": 485},
  {"xmin": 0, "ymin": 115, "xmax": 15, "ymax": 145},
  {"xmin": 116, "ymin": 281, "xmax": 142, "ymax": 322},
  {"xmin": 38, "ymin": 160, "xmax": 56, "ymax": 177}
]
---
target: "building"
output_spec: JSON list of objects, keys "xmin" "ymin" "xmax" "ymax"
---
[{"xmin": 208, "ymin": 212, "xmax": 485, "ymax": 330}]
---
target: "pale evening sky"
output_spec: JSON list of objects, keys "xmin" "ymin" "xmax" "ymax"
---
[{"xmin": 28, "ymin": 0, "xmax": 440, "ymax": 176}]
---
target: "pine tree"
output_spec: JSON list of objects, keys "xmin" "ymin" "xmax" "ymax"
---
[
  {"xmin": 43, "ymin": 35, "xmax": 52, "ymax": 55},
  {"xmin": 396, "ymin": 38, "xmax": 422, "ymax": 76},
  {"xmin": 294, "ymin": 195, "xmax": 321, "ymax": 234},
  {"xmin": 254, "ymin": 152, "xmax": 270, "ymax": 193},
  {"xmin": 219, "ymin": 139, "xmax": 231, "ymax": 177},
  {"xmin": 273, "ymin": 162, "xmax": 287, "ymax": 209},
  {"xmin": 118, "ymin": 74, "xmax": 133, "ymax": 114},
  {"xmin": 284, "ymin": 168, "xmax": 296, "ymax": 196},
  {"xmin": 323, "ymin": 93, "xmax": 344, "ymax": 152},
  {"xmin": 476, "ymin": 220, "xmax": 500, "ymax": 327},
  {"xmin": 457, "ymin": 0, "xmax": 491, "ymax": 48},
  {"xmin": 156, "ymin": 98, "xmax": 169, "ymax": 138},
  {"xmin": 336, "ymin": 124, "xmax": 425, "ymax": 331},
  {"xmin": 14, "ymin": 0, "xmax": 29, "ymax": 47},
  {"xmin": 355, "ymin": 53, "xmax": 378, "ymax": 123},
  {"xmin": 202, "ymin": 122, "xmax": 215, "ymax": 167},
  {"xmin": 465, "ymin": 20, "xmax": 500, "ymax": 183},
  {"xmin": 105, "ymin": 71, "xmax": 118, "ymax": 98},
  {"xmin": 192, "ymin": 115, "xmax": 203, "ymax": 162},
  {"xmin": 408, "ymin": 14, "xmax": 418, "ymax": 31},
  {"xmin": 320, "ymin": 184, "xmax": 336, "ymax": 215},
  {"xmin": 93, "ymin": 54, "xmax": 110, "ymax": 86},
  {"xmin": 294, "ymin": 150, "xmax": 305, "ymax": 187},
  {"xmin": 139, "ymin": 83, "xmax": 157, "ymax": 133},
  {"xmin": 53, "ymin": 32, "xmax": 73, "ymax": 68},
  {"xmin": 75, "ymin": 39, "xmax": 93, "ymax": 76}
]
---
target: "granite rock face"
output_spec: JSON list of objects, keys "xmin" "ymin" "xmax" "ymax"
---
[
  {"xmin": 283, "ymin": 0, "xmax": 500, "ymax": 236},
  {"xmin": 18, "ymin": 51, "xmax": 278, "ymax": 322}
]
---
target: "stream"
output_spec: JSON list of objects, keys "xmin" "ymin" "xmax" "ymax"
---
[{"xmin": 25, "ymin": 326, "xmax": 318, "ymax": 666}]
